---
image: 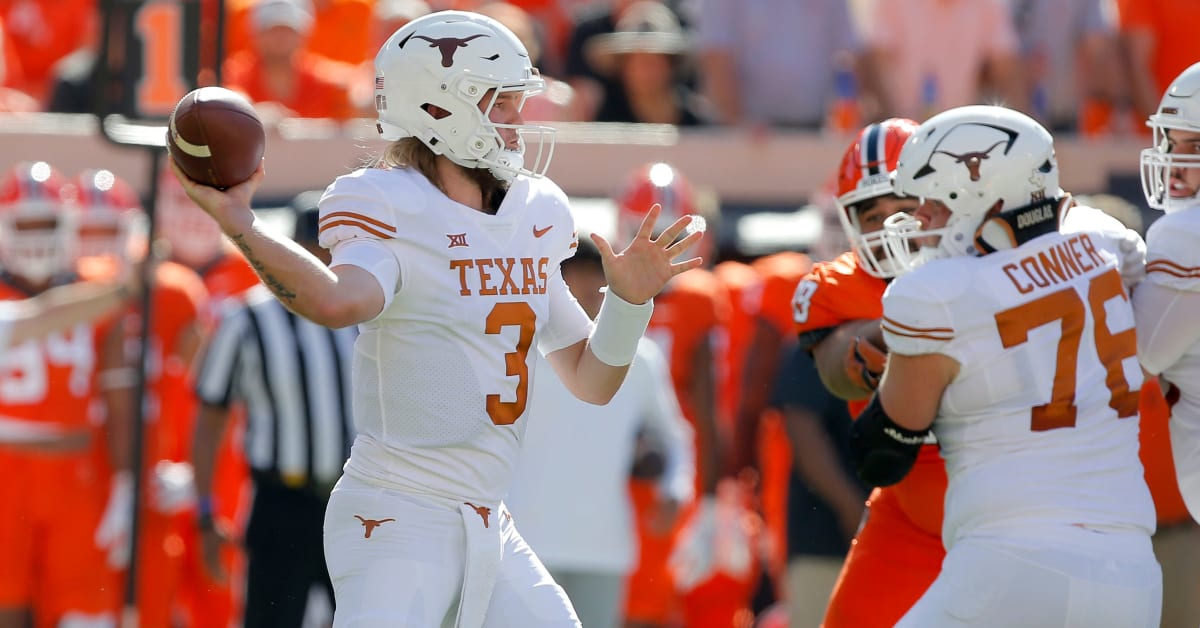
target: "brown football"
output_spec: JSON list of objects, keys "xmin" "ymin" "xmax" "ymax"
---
[{"xmin": 166, "ymin": 87, "xmax": 265, "ymax": 189}]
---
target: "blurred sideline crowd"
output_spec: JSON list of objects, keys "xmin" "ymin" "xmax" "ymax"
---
[
  {"xmin": 2, "ymin": 1, "xmax": 1200, "ymax": 628},
  {"xmin": 0, "ymin": 0, "xmax": 1196, "ymax": 135}
]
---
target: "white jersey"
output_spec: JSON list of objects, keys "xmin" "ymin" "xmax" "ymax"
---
[
  {"xmin": 505, "ymin": 338, "xmax": 694, "ymax": 574},
  {"xmin": 318, "ymin": 167, "xmax": 592, "ymax": 504},
  {"xmin": 1140, "ymin": 207, "xmax": 1200, "ymax": 420},
  {"xmin": 1135, "ymin": 205, "xmax": 1200, "ymax": 520},
  {"xmin": 881, "ymin": 206, "xmax": 1154, "ymax": 548}
]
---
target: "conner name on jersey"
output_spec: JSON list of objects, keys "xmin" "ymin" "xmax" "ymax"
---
[
  {"xmin": 1001, "ymin": 232, "xmax": 1107, "ymax": 295},
  {"xmin": 450, "ymin": 257, "xmax": 550, "ymax": 296}
]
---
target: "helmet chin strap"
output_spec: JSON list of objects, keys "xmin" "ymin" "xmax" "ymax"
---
[
  {"xmin": 973, "ymin": 195, "xmax": 1071, "ymax": 255},
  {"xmin": 487, "ymin": 149, "xmax": 524, "ymax": 182}
]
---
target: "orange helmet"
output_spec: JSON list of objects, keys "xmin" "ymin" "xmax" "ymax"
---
[
  {"xmin": 74, "ymin": 169, "xmax": 146, "ymax": 261},
  {"xmin": 156, "ymin": 163, "xmax": 225, "ymax": 267},
  {"xmin": 615, "ymin": 162, "xmax": 697, "ymax": 243},
  {"xmin": 834, "ymin": 118, "xmax": 918, "ymax": 278},
  {"xmin": 0, "ymin": 161, "xmax": 79, "ymax": 284}
]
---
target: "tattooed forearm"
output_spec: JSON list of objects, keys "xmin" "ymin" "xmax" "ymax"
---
[{"xmin": 230, "ymin": 234, "xmax": 298, "ymax": 303}]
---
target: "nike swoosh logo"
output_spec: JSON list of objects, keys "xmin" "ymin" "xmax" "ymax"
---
[{"xmin": 533, "ymin": 225, "xmax": 553, "ymax": 238}]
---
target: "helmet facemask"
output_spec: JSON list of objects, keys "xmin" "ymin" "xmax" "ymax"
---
[
  {"xmin": 833, "ymin": 118, "xmax": 920, "ymax": 278},
  {"xmin": 77, "ymin": 209, "xmax": 147, "ymax": 262},
  {"xmin": 1140, "ymin": 124, "xmax": 1200, "ymax": 214},
  {"xmin": 836, "ymin": 193, "xmax": 913, "ymax": 279},
  {"xmin": 374, "ymin": 11, "xmax": 557, "ymax": 182},
  {"xmin": 1140, "ymin": 60, "xmax": 1200, "ymax": 214},
  {"xmin": 888, "ymin": 105, "xmax": 1061, "ymax": 274},
  {"xmin": 0, "ymin": 207, "xmax": 76, "ymax": 285}
]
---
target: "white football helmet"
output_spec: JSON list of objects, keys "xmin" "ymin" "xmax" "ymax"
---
[
  {"xmin": 884, "ymin": 105, "xmax": 1061, "ymax": 272},
  {"xmin": 373, "ymin": 10, "xmax": 555, "ymax": 182},
  {"xmin": 1141, "ymin": 60, "xmax": 1200, "ymax": 214}
]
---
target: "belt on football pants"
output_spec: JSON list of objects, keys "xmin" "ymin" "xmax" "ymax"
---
[{"xmin": 454, "ymin": 499, "xmax": 503, "ymax": 628}]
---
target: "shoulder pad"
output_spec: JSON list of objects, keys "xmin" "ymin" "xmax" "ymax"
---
[
  {"xmin": 1146, "ymin": 211, "xmax": 1200, "ymax": 292},
  {"xmin": 880, "ymin": 268, "xmax": 958, "ymax": 355},
  {"xmin": 317, "ymin": 168, "xmax": 416, "ymax": 248}
]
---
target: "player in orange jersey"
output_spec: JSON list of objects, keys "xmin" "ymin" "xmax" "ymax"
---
[
  {"xmin": 157, "ymin": 168, "xmax": 260, "ymax": 628},
  {"xmin": 74, "ymin": 168, "xmax": 209, "ymax": 628},
  {"xmin": 0, "ymin": 162, "xmax": 134, "ymax": 628},
  {"xmin": 731, "ymin": 249, "xmax": 811, "ymax": 600},
  {"xmin": 788, "ymin": 119, "xmax": 945, "ymax": 628},
  {"xmin": 616, "ymin": 162, "xmax": 761, "ymax": 628}
]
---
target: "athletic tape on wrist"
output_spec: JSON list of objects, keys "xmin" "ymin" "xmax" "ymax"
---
[{"xmin": 588, "ymin": 289, "xmax": 653, "ymax": 366}]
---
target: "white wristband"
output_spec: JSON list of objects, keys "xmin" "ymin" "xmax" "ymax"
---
[{"xmin": 589, "ymin": 289, "xmax": 654, "ymax": 366}]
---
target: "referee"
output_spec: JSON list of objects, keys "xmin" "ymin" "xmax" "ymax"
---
[{"xmin": 191, "ymin": 193, "xmax": 357, "ymax": 627}]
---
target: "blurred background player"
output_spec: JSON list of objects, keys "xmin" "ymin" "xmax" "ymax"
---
[
  {"xmin": 506, "ymin": 235, "xmax": 695, "ymax": 628},
  {"xmin": 788, "ymin": 118, "xmax": 946, "ymax": 628},
  {"xmin": 766, "ymin": 342, "xmax": 867, "ymax": 628},
  {"xmin": 729, "ymin": 243, "xmax": 812, "ymax": 609},
  {"xmin": 613, "ymin": 161, "xmax": 761, "ymax": 628},
  {"xmin": 157, "ymin": 165, "xmax": 261, "ymax": 628},
  {"xmin": 73, "ymin": 167, "xmax": 209, "ymax": 628},
  {"xmin": 0, "ymin": 161, "xmax": 130, "ymax": 628},
  {"xmin": 192, "ymin": 194, "xmax": 356, "ymax": 627},
  {"xmin": 0, "ymin": 276, "xmax": 134, "ymax": 352}
]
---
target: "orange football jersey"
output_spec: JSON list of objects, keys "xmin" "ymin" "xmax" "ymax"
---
[
  {"xmin": 0, "ymin": 280, "xmax": 107, "ymax": 429},
  {"xmin": 799, "ymin": 251, "xmax": 947, "ymax": 628},
  {"xmin": 753, "ymin": 251, "xmax": 811, "ymax": 336},
  {"xmin": 0, "ymin": 271, "xmax": 123, "ymax": 623},
  {"xmin": 793, "ymin": 251, "xmax": 885, "ymax": 338},
  {"xmin": 646, "ymin": 268, "xmax": 731, "ymax": 425},
  {"xmin": 174, "ymin": 251, "xmax": 259, "ymax": 628},
  {"xmin": 627, "ymin": 268, "xmax": 731, "ymax": 625},
  {"xmin": 792, "ymin": 250, "xmax": 945, "ymax": 536},
  {"xmin": 713, "ymin": 260, "xmax": 760, "ymax": 439},
  {"xmin": 192, "ymin": 251, "xmax": 261, "ymax": 329},
  {"xmin": 742, "ymin": 251, "xmax": 810, "ymax": 585}
]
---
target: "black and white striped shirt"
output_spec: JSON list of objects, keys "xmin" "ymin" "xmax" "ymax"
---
[{"xmin": 195, "ymin": 286, "xmax": 357, "ymax": 488}]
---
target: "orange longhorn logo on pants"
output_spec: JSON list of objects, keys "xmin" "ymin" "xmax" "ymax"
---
[{"xmin": 354, "ymin": 515, "xmax": 396, "ymax": 539}]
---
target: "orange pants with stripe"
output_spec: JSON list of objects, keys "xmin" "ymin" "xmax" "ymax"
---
[
  {"xmin": 0, "ymin": 451, "xmax": 120, "ymax": 627},
  {"xmin": 822, "ymin": 485, "xmax": 945, "ymax": 627}
]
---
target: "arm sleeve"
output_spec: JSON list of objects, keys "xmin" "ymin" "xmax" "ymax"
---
[
  {"xmin": 1133, "ymin": 281, "xmax": 1200, "ymax": 376},
  {"xmin": 329, "ymin": 239, "xmax": 401, "ymax": 313},
  {"xmin": 638, "ymin": 340, "xmax": 696, "ymax": 504},
  {"xmin": 194, "ymin": 306, "xmax": 249, "ymax": 407},
  {"xmin": 538, "ymin": 270, "xmax": 593, "ymax": 355},
  {"xmin": 1144, "ymin": 219, "xmax": 1200, "ymax": 293},
  {"xmin": 318, "ymin": 171, "xmax": 405, "ymax": 313}
]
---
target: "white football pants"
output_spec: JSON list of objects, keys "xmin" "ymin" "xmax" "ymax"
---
[
  {"xmin": 897, "ymin": 531, "xmax": 1161, "ymax": 627},
  {"xmin": 324, "ymin": 475, "xmax": 580, "ymax": 627}
]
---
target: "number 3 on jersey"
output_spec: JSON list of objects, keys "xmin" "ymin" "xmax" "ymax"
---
[
  {"xmin": 995, "ymin": 270, "xmax": 1138, "ymax": 431},
  {"xmin": 485, "ymin": 302, "xmax": 536, "ymax": 425}
]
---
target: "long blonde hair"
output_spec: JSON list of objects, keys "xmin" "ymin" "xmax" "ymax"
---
[{"xmin": 376, "ymin": 138, "xmax": 509, "ymax": 212}]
